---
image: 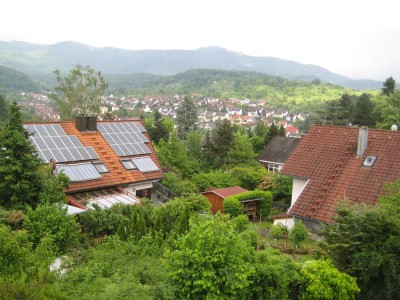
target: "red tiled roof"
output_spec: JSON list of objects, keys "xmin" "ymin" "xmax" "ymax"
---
[
  {"xmin": 282, "ymin": 125, "xmax": 400, "ymax": 223},
  {"xmin": 25, "ymin": 120, "xmax": 164, "ymax": 193},
  {"xmin": 203, "ymin": 186, "xmax": 247, "ymax": 198},
  {"xmin": 285, "ymin": 125, "xmax": 298, "ymax": 134}
]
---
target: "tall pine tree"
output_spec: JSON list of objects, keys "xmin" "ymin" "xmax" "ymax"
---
[
  {"xmin": 212, "ymin": 119, "xmax": 234, "ymax": 167},
  {"xmin": 0, "ymin": 102, "xmax": 42, "ymax": 209},
  {"xmin": 176, "ymin": 96, "xmax": 198, "ymax": 139}
]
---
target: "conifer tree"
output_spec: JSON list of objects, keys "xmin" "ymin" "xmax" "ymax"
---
[
  {"xmin": 0, "ymin": 102, "xmax": 42, "ymax": 209},
  {"xmin": 176, "ymin": 205, "xmax": 190, "ymax": 235},
  {"xmin": 201, "ymin": 129, "xmax": 214, "ymax": 168},
  {"xmin": 176, "ymin": 96, "xmax": 197, "ymax": 139},
  {"xmin": 212, "ymin": 119, "xmax": 234, "ymax": 167},
  {"xmin": 0, "ymin": 94, "xmax": 8, "ymax": 124},
  {"xmin": 265, "ymin": 123, "xmax": 279, "ymax": 144},
  {"xmin": 129, "ymin": 207, "xmax": 146, "ymax": 242},
  {"xmin": 150, "ymin": 110, "xmax": 169, "ymax": 144},
  {"xmin": 382, "ymin": 76, "xmax": 396, "ymax": 96}
]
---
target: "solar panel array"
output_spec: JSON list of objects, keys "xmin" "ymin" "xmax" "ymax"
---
[
  {"xmin": 132, "ymin": 157, "xmax": 159, "ymax": 173},
  {"xmin": 25, "ymin": 124, "xmax": 99, "ymax": 163},
  {"xmin": 57, "ymin": 163, "xmax": 101, "ymax": 182},
  {"xmin": 97, "ymin": 122, "xmax": 151, "ymax": 157}
]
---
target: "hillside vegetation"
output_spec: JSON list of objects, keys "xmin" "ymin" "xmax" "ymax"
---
[
  {"xmin": 108, "ymin": 69, "xmax": 374, "ymax": 112},
  {"xmin": 1, "ymin": 65, "xmax": 379, "ymax": 113},
  {"xmin": 0, "ymin": 65, "xmax": 41, "ymax": 92},
  {"xmin": 0, "ymin": 41, "xmax": 381, "ymax": 89}
]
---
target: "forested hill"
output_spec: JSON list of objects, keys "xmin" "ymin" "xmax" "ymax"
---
[
  {"xmin": 0, "ymin": 41, "xmax": 380, "ymax": 90},
  {"xmin": 1, "ymin": 66, "xmax": 370, "ymax": 112},
  {"xmin": 105, "ymin": 69, "xmax": 365, "ymax": 112},
  {"xmin": 0, "ymin": 65, "xmax": 41, "ymax": 92}
]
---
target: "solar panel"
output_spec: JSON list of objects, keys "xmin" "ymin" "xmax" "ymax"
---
[
  {"xmin": 57, "ymin": 163, "xmax": 102, "ymax": 182},
  {"xmin": 97, "ymin": 122, "xmax": 151, "ymax": 157},
  {"xmin": 132, "ymin": 157, "xmax": 159, "ymax": 172},
  {"xmin": 25, "ymin": 124, "xmax": 99, "ymax": 163}
]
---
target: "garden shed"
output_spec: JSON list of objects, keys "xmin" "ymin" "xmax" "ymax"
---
[{"xmin": 202, "ymin": 186, "xmax": 247, "ymax": 214}]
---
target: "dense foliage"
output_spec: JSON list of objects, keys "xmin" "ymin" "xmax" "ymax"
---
[
  {"xmin": 323, "ymin": 182, "xmax": 400, "ymax": 299},
  {"xmin": 0, "ymin": 102, "xmax": 69, "ymax": 210},
  {"xmin": 223, "ymin": 197, "xmax": 243, "ymax": 217},
  {"xmin": 23, "ymin": 203, "xmax": 80, "ymax": 253},
  {"xmin": 166, "ymin": 214, "xmax": 254, "ymax": 299},
  {"xmin": 225, "ymin": 190, "xmax": 273, "ymax": 219},
  {"xmin": 299, "ymin": 260, "xmax": 359, "ymax": 300},
  {"xmin": 50, "ymin": 65, "xmax": 108, "ymax": 120}
]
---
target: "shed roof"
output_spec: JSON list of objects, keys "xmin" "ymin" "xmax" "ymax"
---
[{"xmin": 202, "ymin": 186, "xmax": 247, "ymax": 199}]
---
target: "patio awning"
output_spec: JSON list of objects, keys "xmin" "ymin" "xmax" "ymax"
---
[{"xmin": 67, "ymin": 187, "xmax": 140, "ymax": 210}]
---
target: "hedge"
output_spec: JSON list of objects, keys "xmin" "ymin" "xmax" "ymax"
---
[{"xmin": 224, "ymin": 190, "xmax": 272, "ymax": 219}]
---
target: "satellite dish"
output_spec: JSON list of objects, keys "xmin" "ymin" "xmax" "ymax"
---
[{"xmin": 391, "ymin": 124, "xmax": 398, "ymax": 131}]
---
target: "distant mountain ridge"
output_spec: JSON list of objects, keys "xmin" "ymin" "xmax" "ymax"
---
[{"xmin": 0, "ymin": 41, "xmax": 381, "ymax": 90}]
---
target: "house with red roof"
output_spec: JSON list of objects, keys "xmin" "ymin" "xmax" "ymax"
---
[
  {"xmin": 285, "ymin": 125, "xmax": 299, "ymax": 137},
  {"xmin": 202, "ymin": 186, "xmax": 247, "ymax": 214},
  {"xmin": 25, "ymin": 116, "xmax": 164, "ymax": 212},
  {"xmin": 282, "ymin": 125, "xmax": 400, "ymax": 231}
]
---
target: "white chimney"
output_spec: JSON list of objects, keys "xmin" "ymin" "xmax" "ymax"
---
[{"xmin": 357, "ymin": 127, "xmax": 368, "ymax": 157}]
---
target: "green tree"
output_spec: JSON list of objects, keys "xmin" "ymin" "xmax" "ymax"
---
[
  {"xmin": 377, "ymin": 89, "xmax": 400, "ymax": 129},
  {"xmin": 186, "ymin": 130, "xmax": 203, "ymax": 161},
  {"xmin": 323, "ymin": 189, "xmax": 400, "ymax": 299},
  {"xmin": 278, "ymin": 125, "xmax": 285, "ymax": 136},
  {"xmin": 270, "ymin": 224, "xmax": 288, "ymax": 240},
  {"xmin": 129, "ymin": 206, "xmax": 147, "ymax": 242},
  {"xmin": 251, "ymin": 121, "xmax": 269, "ymax": 153},
  {"xmin": 227, "ymin": 131, "xmax": 256, "ymax": 165},
  {"xmin": 23, "ymin": 203, "xmax": 80, "ymax": 253},
  {"xmin": 320, "ymin": 94, "xmax": 355, "ymax": 126},
  {"xmin": 148, "ymin": 110, "xmax": 170, "ymax": 144},
  {"xmin": 157, "ymin": 132, "xmax": 199, "ymax": 178},
  {"xmin": 249, "ymin": 249, "xmax": 299, "ymax": 299},
  {"xmin": 176, "ymin": 95, "xmax": 197, "ymax": 139},
  {"xmin": 0, "ymin": 102, "xmax": 43, "ymax": 209},
  {"xmin": 191, "ymin": 170, "xmax": 240, "ymax": 191},
  {"xmin": 201, "ymin": 129, "xmax": 214, "ymax": 169},
  {"xmin": 299, "ymin": 260, "xmax": 359, "ymax": 300},
  {"xmin": 382, "ymin": 76, "xmax": 396, "ymax": 96},
  {"xmin": 37, "ymin": 165, "xmax": 70, "ymax": 205},
  {"xmin": 353, "ymin": 93, "xmax": 379, "ymax": 127},
  {"xmin": 166, "ymin": 214, "xmax": 254, "ymax": 299},
  {"xmin": 212, "ymin": 119, "xmax": 234, "ymax": 167},
  {"xmin": 289, "ymin": 220, "xmax": 308, "ymax": 247},
  {"xmin": 0, "ymin": 94, "xmax": 8, "ymax": 124},
  {"xmin": 161, "ymin": 172, "xmax": 199, "ymax": 196},
  {"xmin": 50, "ymin": 65, "xmax": 108, "ymax": 120},
  {"xmin": 176, "ymin": 204, "xmax": 190, "ymax": 235},
  {"xmin": 0, "ymin": 224, "xmax": 30, "ymax": 278},
  {"xmin": 265, "ymin": 123, "xmax": 279, "ymax": 144},
  {"xmin": 230, "ymin": 165, "xmax": 268, "ymax": 190}
]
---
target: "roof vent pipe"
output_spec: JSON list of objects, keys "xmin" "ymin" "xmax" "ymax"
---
[{"xmin": 357, "ymin": 126, "xmax": 368, "ymax": 157}]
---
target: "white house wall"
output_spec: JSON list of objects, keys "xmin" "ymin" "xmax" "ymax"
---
[{"xmin": 291, "ymin": 177, "xmax": 308, "ymax": 207}]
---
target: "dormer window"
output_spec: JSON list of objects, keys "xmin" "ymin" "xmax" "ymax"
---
[{"xmin": 363, "ymin": 155, "xmax": 377, "ymax": 167}]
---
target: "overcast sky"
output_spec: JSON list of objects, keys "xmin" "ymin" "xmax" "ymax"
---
[{"xmin": 2, "ymin": 0, "xmax": 400, "ymax": 81}]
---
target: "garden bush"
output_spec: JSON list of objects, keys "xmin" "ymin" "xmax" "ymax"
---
[
  {"xmin": 223, "ymin": 197, "xmax": 243, "ymax": 217},
  {"xmin": 270, "ymin": 224, "xmax": 288, "ymax": 240}
]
